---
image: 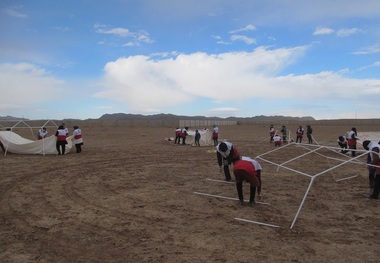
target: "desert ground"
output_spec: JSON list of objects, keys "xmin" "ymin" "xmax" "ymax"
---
[{"xmin": 0, "ymin": 123, "xmax": 379, "ymax": 262}]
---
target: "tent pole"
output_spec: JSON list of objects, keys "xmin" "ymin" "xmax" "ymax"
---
[{"xmin": 290, "ymin": 176, "xmax": 315, "ymax": 229}]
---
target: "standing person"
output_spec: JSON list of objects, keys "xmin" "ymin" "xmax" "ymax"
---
[
  {"xmin": 212, "ymin": 124, "xmax": 219, "ymax": 146},
  {"xmin": 37, "ymin": 127, "xmax": 48, "ymax": 140},
  {"xmin": 269, "ymin": 124, "xmax": 275, "ymax": 143},
  {"xmin": 337, "ymin": 135, "xmax": 348, "ymax": 154},
  {"xmin": 362, "ymin": 140, "xmax": 380, "ymax": 199},
  {"xmin": 55, "ymin": 125, "xmax": 68, "ymax": 155},
  {"xmin": 180, "ymin": 127, "xmax": 189, "ymax": 145},
  {"xmin": 61, "ymin": 122, "xmax": 69, "ymax": 135},
  {"xmin": 174, "ymin": 127, "xmax": 181, "ymax": 144},
  {"xmin": 296, "ymin": 126, "xmax": 304, "ymax": 143},
  {"xmin": 306, "ymin": 125, "xmax": 313, "ymax": 144},
  {"xmin": 280, "ymin": 125, "xmax": 287, "ymax": 143},
  {"xmin": 194, "ymin": 129, "xmax": 201, "ymax": 146},
  {"xmin": 216, "ymin": 141, "xmax": 240, "ymax": 182},
  {"xmin": 347, "ymin": 127, "xmax": 358, "ymax": 157},
  {"xmin": 362, "ymin": 141, "xmax": 378, "ymax": 196},
  {"xmin": 233, "ymin": 156, "xmax": 263, "ymax": 206},
  {"xmin": 73, "ymin": 126, "xmax": 83, "ymax": 153}
]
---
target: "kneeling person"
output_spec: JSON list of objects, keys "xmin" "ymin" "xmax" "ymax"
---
[{"xmin": 233, "ymin": 156, "xmax": 262, "ymax": 206}]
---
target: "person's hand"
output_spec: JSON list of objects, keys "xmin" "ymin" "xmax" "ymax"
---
[{"xmin": 223, "ymin": 160, "xmax": 228, "ymax": 165}]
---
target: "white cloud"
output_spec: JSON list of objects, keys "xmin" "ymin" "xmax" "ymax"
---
[
  {"xmin": 94, "ymin": 46, "xmax": 380, "ymax": 116},
  {"xmin": 2, "ymin": 5, "xmax": 28, "ymax": 18},
  {"xmin": 336, "ymin": 28, "xmax": 362, "ymax": 37},
  {"xmin": 0, "ymin": 63, "xmax": 64, "ymax": 108},
  {"xmin": 313, "ymin": 27, "xmax": 334, "ymax": 35},
  {"xmin": 353, "ymin": 43, "xmax": 380, "ymax": 55},
  {"xmin": 229, "ymin": 24, "xmax": 256, "ymax": 34},
  {"xmin": 95, "ymin": 25, "xmax": 153, "ymax": 45},
  {"xmin": 230, "ymin": 35, "xmax": 256, "ymax": 45}
]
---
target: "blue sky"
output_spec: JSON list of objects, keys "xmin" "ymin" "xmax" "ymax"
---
[{"xmin": 1, "ymin": 0, "xmax": 380, "ymax": 120}]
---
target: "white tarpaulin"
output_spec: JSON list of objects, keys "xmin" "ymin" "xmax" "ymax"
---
[
  {"xmin": 185, "ymin": 130, "xmax": 214, "ymax": 146},
  {"xmin": 357, "ymin": 131, "xmax": 380, "ymax": 144},
  {"xmin": 0, "ymin": 131, "xmax": 73, "ymax": 155}
]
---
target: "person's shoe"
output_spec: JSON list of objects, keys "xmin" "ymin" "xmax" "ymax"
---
[
  {"xmin": 249, "ymin": 201, "xmax": 256, "ymax": 207},
  {"xmin": 239, "ymin": 200, "xmax": 244, "ymax": 206},
  {"xmin": 369, "ymin": 195, "xmax": 378, "ymax": 199}
]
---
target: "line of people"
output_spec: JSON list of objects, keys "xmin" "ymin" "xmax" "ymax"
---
[{"xmin": 37, "ymin": 123, "xmax": 84, "ymax": 155}]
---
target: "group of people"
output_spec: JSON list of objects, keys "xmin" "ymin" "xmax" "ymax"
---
[
  {"xmin": 216, "ymin": 140, "xmax": 262, "ymax": 207},
  {"xmin": 174, "ymin": 127, "xmax": 189, "ymax": 145},
  {"xmin": 268, "ymin": 124, "xmax": 314, "ymax": 145},
  {"xmin": 38, "ymin": 123, "xmax": 84, "ymax": 155},
  {"xmin": 337, "ymin": 127, "xmax": 359, "ymax": 157},
  {"xmin": 336, "ymin": 127, "xmax": 379, "ymax": 199},
  {"xmin": 174, "ymin": 124, "xmax": 219, "ymax": 147}
]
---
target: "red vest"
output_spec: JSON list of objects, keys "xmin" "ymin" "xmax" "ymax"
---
[{"xmin": 233, "ymin": 160, "xmax": 259, "ymax": 186}]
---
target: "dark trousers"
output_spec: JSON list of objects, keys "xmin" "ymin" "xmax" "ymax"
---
[
  {"xmin": 236, "ymin": 182, "xmax": 256, "ymax": 203},
  {"xmin": 349, "ymin": 145, "xmax": 357, "ymax": 157},
  {"xmin": 339, "ymin": 142, "xmax": 348, "ymax": 154},
  {"xmin": 75, "ymin": 143, "xmax": 82, "ymax": 153},
  {"xmin": 296, "ymin": 136, "xmax": 302, "ymax": 143},
  {"xmin": 56, "ymin": 141, "xmax": 66, "ymax": 155},
  {"xmin": 223, "ymin": 164, "xmax": 231, "ymax": 181},
  {"xmin": 174, "ymin": 135, "xmax": 181, "ymax": 144},
  {"xmin": 370, "ymin": 174, "xmax": 380, "ymax": 199}
]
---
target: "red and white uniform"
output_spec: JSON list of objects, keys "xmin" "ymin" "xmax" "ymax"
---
[
  {"xmin": 269, "ymin": 127, "xmax": 275, "ymax": 137},
  {"xmin": 56, "ymin": 129, "xmax": 68, "ymax": 142},
  {"xmin": 180, "ymin": 128, "xmax": 188, "ymax": 138},
  {"xmin": 347, "ymin": 130, "xmax": 357, "ymax": 146},
  {"xmin": 233, "ymin": 158, "xmax": 260, "ymax": 187},
  {"xmin": 37, "ymin": 129, "xmax": 48, "ymax": 140},
  {"xmin": 73, "ymin": 128, "xmax": 83, "ymax": 144},
  {"xmin": 212, "ymin": 126, "xmax": 219, "ymax": 139},
  {"xmin": 273, "ymin": 135, "xmax": 282, "ymax": 146}
]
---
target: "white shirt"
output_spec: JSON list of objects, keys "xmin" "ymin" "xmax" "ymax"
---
[{"xmin": 242, "ymin": 156, "xmax": 262, "ymax": 171}]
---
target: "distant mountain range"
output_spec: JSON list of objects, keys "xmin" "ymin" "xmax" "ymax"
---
[
  {"xmin": 98, "ymin": 113, "xmax": 316, "ymax": 122},
  {"xmin": 0, "ymin": 113, "xmax": 316, "ymax": 122}
]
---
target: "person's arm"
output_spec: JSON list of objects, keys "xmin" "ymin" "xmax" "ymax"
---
[{"xmin": 217, "ymin": 151, "xmax": 223, "ymax": 172}]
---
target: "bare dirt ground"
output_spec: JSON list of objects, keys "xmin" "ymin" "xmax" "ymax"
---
[{"xmin": 0, "ymin": 124, "xmax": 379, "ymax": 262}]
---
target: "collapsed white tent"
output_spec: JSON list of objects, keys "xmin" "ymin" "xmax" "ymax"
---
[
  {"xmin": 0, "ymin": 131, "xmax": 73, "ymax": 155},
  {"xmin": 255, "ymin": 141, "xmax": 377, "ymax": 229},
  {"xmin": 357, "ymin": 131, "xmax": 380, "ymax": 143},
  {"xmin": 185, "ymin": 130, "xmax": 214, "ymax": 146},
  {"xmin": 0, "ymin": 120, "xmax": 74, "ymax": 155}
]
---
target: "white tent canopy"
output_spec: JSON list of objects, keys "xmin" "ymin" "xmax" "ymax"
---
[{"xmin": 0, "ymin": 120, "xmax": 73, "ymax": 155}]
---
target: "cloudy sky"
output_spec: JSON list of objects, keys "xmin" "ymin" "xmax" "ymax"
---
[{"xmin": 1, "ymin": 0, "xmax": 380, "ymax": 120}]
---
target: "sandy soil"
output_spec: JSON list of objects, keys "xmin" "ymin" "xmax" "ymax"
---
[{"xmin": 0, "ymin": 124, "xmax": 379, "ymax": 262}]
